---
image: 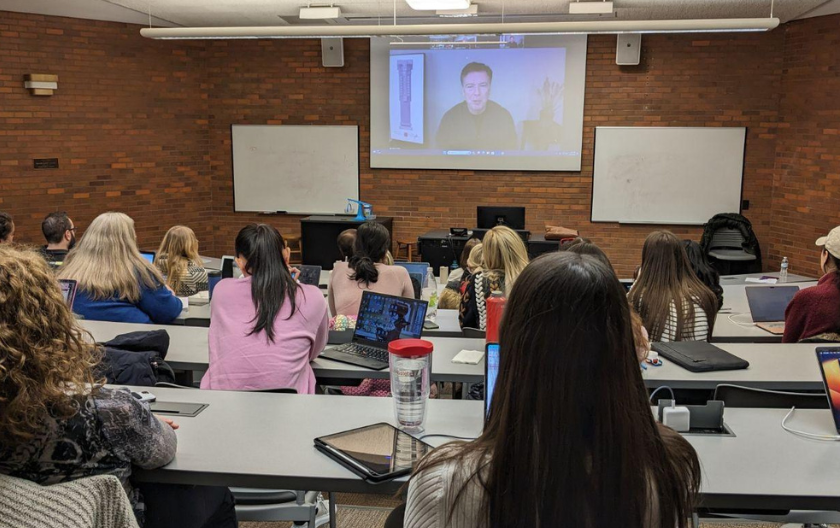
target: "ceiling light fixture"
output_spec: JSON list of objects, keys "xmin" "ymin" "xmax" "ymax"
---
[
  {"xmin": 140, "ymin": 18, "xmax": 780, "ymax": 40},
  {"xmin": 405, "ymin": 0, "xmax": 470, "ymax": 10},
  {"xmin": 299, "ymin": 6, "xmax": 342, "ymax": 19},
  {"xmin": 569, "ymin": 1, "xmax": 614, "ymax": 15}
]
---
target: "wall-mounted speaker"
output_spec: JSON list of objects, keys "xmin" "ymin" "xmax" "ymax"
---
[
  {"xmin": 321, "ymin": 38, "xmax": 344, "ymax": 68},
  {"xmin": 616, "ymin": 34, "xmax": 641, "ymax": 66}
]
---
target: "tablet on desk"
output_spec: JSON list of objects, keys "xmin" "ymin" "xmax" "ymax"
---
[{"xmin": 314, "ymin": 423, "xmax": 432, "ymax": 483}]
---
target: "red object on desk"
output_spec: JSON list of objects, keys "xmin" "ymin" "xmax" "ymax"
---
[{"xmin": 486, "ymin": 291, "xmax": 506, "ymax": 344}]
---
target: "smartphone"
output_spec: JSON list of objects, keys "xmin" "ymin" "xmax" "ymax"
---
[
  {"xmin": 131, "ymin": 390, "xmax": 157, "ymax": 403},
  {"xmin": 423, "ymin": 320, "xmax": 439, "ymax": 330},
  {"xmin": 485, "ymin": 343, "xmax": 500, "ymax": 419}
]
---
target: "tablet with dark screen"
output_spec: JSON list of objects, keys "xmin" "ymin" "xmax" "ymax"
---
[{"xmin": 314, "ymin": 423, "xmax": 432, "ymax": 482}]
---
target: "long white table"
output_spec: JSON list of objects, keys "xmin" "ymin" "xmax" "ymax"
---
[
  {"xmin": 130, "ymin": 386, "xmax": 840, "ymax": 512},
  {"xmin": 711, "ymin": 281, "xmax": 818, "ymax": 343},
  {"xmin": 81, "ymin": 320, "xmax": 485, "ymax": 384},
  {"xmin": 719, "ymin": 272, "xmax": 815, "ymax": 285}
]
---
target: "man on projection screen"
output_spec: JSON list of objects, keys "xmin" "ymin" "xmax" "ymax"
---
[{"xmin": 435, "ymin": 62, "xmax": 518, "ymax": 152}]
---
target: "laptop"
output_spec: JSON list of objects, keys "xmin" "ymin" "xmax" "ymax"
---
[
  {"xmin": 393, "ymin": 262, "xmax": 430, "ymax": 287},
  {"xmin": 745, "ymin": 285, "xmax": 799, "ymax": 335},
  {"xmin": 296, "ymin": 264, "xmax": 322, "ymax": 286},
  {"xmin": 485, "ymin": 343, "xmax": 500, "ymax": 421},
  {"xmin": 320, "ymin": 291, "xmax": 428, "ymax": 370},
  {"xmin": 139, "ymin": 250, "xmax": 156, "ymax": 264},
  {"xmin": 816, "ymin": 347, "xmax": 840, "ymax": 433},
  {"xmin": 221, "ymin": 255, "xmax": 236, "ymax": 279},
  {"xmin": 58, "ymin": 279, "xmax": 77, "ymax": 310}
]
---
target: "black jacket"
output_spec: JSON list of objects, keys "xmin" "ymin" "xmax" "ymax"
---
[{"xmin": 97, "ymin": 330, "xmax": 175, "ymax": 386}]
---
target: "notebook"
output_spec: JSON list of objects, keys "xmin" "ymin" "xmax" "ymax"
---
[
  {"xmin": 745, "ymin": 285, "xmax": 799, "ymax": 335},
  {"xmin": 652, "ymin": 341, "xmax": 749, "ymax": 373},
  {"xmin": 320, "ymin": 291, "xmax": 428, "ymax": 370}
]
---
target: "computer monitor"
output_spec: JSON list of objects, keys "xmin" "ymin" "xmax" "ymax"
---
[
  {"xmin": 352, "ymin": 291, "xmax": 428, "ymax": 346},
  {"xmin": 477, "ymin": 206, "xmax": 526, "ymax": 230},
  {"xmin": 139, "ymin": 251, "xmax": 156, "ymax": 264}
]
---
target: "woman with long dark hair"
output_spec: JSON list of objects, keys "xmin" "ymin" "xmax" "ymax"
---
[
  {"xmin": 683, "ymin": 240, "xmax": 724, "ymax": 310},
  {"xmin": 328, "ymin": 221, "xmax": 413, "ymax": 316},
  {"xmin": 404, "ymin": 253, "xmax": 700, "ymax": 528},
  {"xmin": 629, "ymin": 231, "xmax": 718, "ymax": 342},
  {"xmin": 201, "ymin": 224, "xmax": 329, "ymax": 393},
  {"xmin": 399, "ymin": 252, "xmax": 700, "ymax": 527}
]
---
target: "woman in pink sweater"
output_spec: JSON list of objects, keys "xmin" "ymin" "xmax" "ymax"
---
[
  {"xmin": 201, "ymin": 224, "xmax": 329, "ymax": 394},
  {"xmin": 328, "ymin": 222, "xmax": 414, "ymax": 316}
]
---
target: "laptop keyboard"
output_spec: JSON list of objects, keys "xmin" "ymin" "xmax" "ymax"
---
[{"xmin": 333, "ymin": 343, "xmax": 389, "ymax": 363}]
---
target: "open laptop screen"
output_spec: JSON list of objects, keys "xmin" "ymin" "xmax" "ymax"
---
[
  {"xmin": 485, "ymin": 343, "xmax": 500, "ymax": 420},
  {"xmin": 353, "ymin": 291, "xmax": 427, "ymax": 346},
  {"xmin": 139, "ymin": 251, "xmax": 156, "ymax": 264},
  {"xmin": 816, "ymin": 347, "xmax": 840, "ymax": 433},
  {"xmin": 58, "ymin": 279, "xmax": 77, "ymax": 310},
  {"xmin": 745, "ymin": 285, "xmax": 799, "ymax": 322}
]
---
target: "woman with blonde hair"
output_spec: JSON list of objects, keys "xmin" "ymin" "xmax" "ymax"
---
[
  {"xmin": 155, "ymin": 225, "xmax": 208, "ymax": 297},
  {"xmin": 459, "ymin": 226, "xmax": 528, "ymax": 330},
  {"xmin": 58, "ymin": 212, "xmax": 182, "ymax": 324}
]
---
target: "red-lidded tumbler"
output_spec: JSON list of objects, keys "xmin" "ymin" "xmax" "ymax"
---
[{"xmin": 389, "ymin": 339, "xmax": 434, "ymax": 433}]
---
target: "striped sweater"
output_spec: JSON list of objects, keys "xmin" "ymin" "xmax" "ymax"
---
[{"xmin": 0, "ymin": 473, "xmax": 138, "ymax": 528}]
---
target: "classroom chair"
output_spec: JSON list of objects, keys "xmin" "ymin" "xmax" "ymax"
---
[
  {"xmin": 706, "ymin": 228, "xmax": 757, "ymax": 275},
  {"xmin": 285, "ymin": 234, "xmax": 302, "ymax": 265},
  {"xmin": 712, "ymin": 384, "xmax": 828, "ymax": 409},
  {"xmin": 394, "ymin": 239, "xmax": 417, "ymax": 262}
]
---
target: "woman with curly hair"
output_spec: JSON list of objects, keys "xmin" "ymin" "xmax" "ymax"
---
[{"xmin": 0, "ymin": 246, "xmax": 235, "ymax": 528}]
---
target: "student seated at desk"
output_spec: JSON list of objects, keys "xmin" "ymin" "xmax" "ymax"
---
[
  {"xmin": 459, "ymin": 226, "xmax": 528, "ymax": 330},
  {"xmin": 58, "ymin": 212, "xmax": 182, "ymax": 324},
  {"xmin": 440, "ymin": 240, "xmax": 481, "ymax": 310},
  {"xmin": 337, "ymin": 228, "xmax": 356, "ymax": 262},
  {"xmin": 683, "ymin": 240, "xmax": 724, "ymax": 310},
  {"xmin": 0, "ymin": 246, "xmax": 237, "ymax": 528},
  {"xmin": 202, "ymin": 224, "xmax": 329, "ymax": 393},
  {"xmin": 328, "ymin": 221, "xmax": 413, "ymax": 316},
  {"xmin": 395, "ymin": 253, "xmax": 700, "ymax": 528},
  {"xmin": 629, "ymin": 231, "xmax": 718, "ymax": 342},
  {"xmin": 784, "ymin": 226, "xmax": 840, "ymax": 343},
  {"xmin": 154, "ymin": 225, "xmax": 208, "ymax": 297},
  {"xmin": 40, "ymin": 211, "xmax": 76, "ymax": 268}
]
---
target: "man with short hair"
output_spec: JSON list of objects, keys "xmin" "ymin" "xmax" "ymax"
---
[
  {"xmin": 41, "ymin": 211, "xmax": 76, "ymax": 267},
  {"xmin": 435, "ymin": 62, "xmax": 518, "ymax": 151}
]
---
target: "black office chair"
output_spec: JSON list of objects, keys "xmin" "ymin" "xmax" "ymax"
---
[{"xmin": 713, "ymin": 384, "xmax": 828, "ymax": 409}]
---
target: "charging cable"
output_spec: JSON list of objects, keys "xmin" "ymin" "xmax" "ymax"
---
[
  {"xmin": 728, "ymin": 313, "xmax": 756, "ymax": 328},
  {"xmin": 781, "ymin": 407, "xmax": 840, "ymax": 441},
  {"xmin": 649, "ymin": 385, "xmax": 676, "ymax": 404}
]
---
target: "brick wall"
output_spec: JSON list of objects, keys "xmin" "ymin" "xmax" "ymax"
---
[
  {"xmin": 0, "ymin": 11, "xmax": 212, "ymax": 252},
  {"xmin": 769, "ymin": 15, "xmax": 840, "ymax": 277},
  {"xmin": 0, "ymin": 10, "xmax": 837, "ymax": 277}
]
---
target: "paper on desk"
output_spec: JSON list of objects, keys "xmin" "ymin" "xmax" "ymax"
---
[
  {"xmin": 178, "ymin": 296, "xmax": 189, "ymax": 311},
  {"xmin": 452, "ymin": 349, "xmax": 484, "ymax": 365},
  {"xmin": 745, "ymin": 277, "xmax": 778, "ymax": 284}
]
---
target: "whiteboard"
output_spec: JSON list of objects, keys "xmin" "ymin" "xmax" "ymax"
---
[
  {"xmin": 232, "ymin": 125, "xmax": 359, "ymax": 214},
  {"xmin": 591, "ymin": 127, "xmax": 746, "ymax": 224}
]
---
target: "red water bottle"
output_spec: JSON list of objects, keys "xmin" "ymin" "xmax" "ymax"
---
[{"xmin": 485, "ymin": 291, "xmax": 506, "ymax": 344}]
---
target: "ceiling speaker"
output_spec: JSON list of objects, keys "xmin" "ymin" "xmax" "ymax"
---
[
  {"xmin": 321, "ymin": 38, "xmax": 344, "ymax": 68},
  {"xmin": 616, "ymin": 34, "xmax": 641, "ymax": 66}
]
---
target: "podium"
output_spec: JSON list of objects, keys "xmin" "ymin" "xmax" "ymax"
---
[{"xmin": 301, "ymin": 216, "xmax": 393, "ymax": 270}]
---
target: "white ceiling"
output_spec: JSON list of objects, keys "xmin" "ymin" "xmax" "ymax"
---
[{"xmin": 0, "ymin": 0, "xmax": 838, "ymax": 28}]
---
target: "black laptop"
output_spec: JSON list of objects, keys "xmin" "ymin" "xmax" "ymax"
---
[{"xmin": 320, "ymin": 291, "xmax": 428, "ymax": 370}]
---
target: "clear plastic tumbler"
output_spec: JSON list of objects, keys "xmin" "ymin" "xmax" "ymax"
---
[{"xmin": 389, "ymin": 339, "xmax": 434, "ymax": 433}]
